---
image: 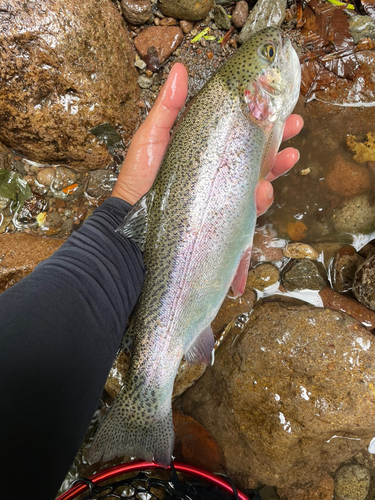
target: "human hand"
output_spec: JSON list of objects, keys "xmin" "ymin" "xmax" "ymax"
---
[{"xmin": 112, "ymin": 63, "xmax": 303, "ymax": 213}]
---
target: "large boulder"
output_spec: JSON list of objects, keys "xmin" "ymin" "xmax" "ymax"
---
[
  {"xmin": 180, "ymin": 300, "xmax": 375, "ymax": 490},
  {"xmin": 0, "ymin": 0, "xmax": 140, "ymax": 170}
]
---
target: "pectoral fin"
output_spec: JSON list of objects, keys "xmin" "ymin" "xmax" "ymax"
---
[
  {"xmin": 231, "ymin": 247, "xmax": 252, "ymax": 298},
  {"xmin": 116, "ymin": 192, "xmax": 154, "ymax": 251},
  {"xmin": 185, "ymin": 326, "xmax": 215, "ymax": 365}
]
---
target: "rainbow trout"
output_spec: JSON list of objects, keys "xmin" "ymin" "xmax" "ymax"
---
[{"xmin": 89, "ymin": 27, "xmax": 301, "ymax": 466}]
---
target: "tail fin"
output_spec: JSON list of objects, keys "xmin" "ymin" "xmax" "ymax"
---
[{"xmin": 88, "ymin": 380, "xmax": 174, "ymax": 467}]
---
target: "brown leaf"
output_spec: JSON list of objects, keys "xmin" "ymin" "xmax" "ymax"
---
[
  {"xmin": 300, "ymin": 60, "xmax": 338, "ymax": 98},
  {"xmin": 173, "ymin": 409, "xmax": 225, "ymax": 472}
]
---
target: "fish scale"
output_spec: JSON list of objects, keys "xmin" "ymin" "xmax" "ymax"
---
[{"xmin": 89, "ymin": 27, "xmax": 301, "ymax": 467}]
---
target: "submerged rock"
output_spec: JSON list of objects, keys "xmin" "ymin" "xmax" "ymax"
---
[
  {"xmin": 334, "ymin": 464, "xmax": 370, "ymax": 500},
  {"xmin": 246, "ymin": 263, "xmax": 279, "ymax": 291},
  {"xmin": 331, "ymin": 246, "xmax": 364, "ymax": 293},
  {"xmin": 157, "ymin": 0, "xmax": 214, "ymax": 21},
  {"xmin": 180, "ymin": 301, "xmax": 375, "ymax": 489},
  {"xmin": 326, "ymin": 156, "xmax": 370, "ymax": 198},
  {"xmin": 0, "ymin": 233, "xmax": 63, "ymax": 293},
  {"xmin": 282, "ymin": 259, "xmax": 326, "ymax": 291},
  {"xmin": 0, "ymin": 0, "xmax": 139, "ymax": 170},
  {"xmin": 332, "ymin": 193, "xmax": 375, "ymax": 234},
  {"xmin": 283, "ymin": 242, "xmax": 319, "ymax": 260},
  {"xmin": 121, "ymin": 0, "xmax": 153, "ymax": 25},
  {"xmin": 353, "ymin": 253, "xmax": 375, "ymax": 311}
]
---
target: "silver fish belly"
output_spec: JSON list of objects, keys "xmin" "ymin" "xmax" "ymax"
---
[{"xmin": 89, "ymin": 26, "xmax": 301, "ymax": 467}]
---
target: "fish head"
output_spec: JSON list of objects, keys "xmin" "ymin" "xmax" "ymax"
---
[{"xmin": 220, "ymin": 27, "xmax": 301, "ymax": 127}]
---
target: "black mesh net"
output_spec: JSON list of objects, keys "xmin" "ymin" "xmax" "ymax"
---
[{"xmin": 66, "ymin": 465, "xmax": 261, "ymax": 500}]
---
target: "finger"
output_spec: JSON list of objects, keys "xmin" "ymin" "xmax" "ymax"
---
[
  {"xmin": 282, "ymin": 114, "xmax": 304, "ymax": 142},
  {"xmin": 112, "ymin": 63, "xmax": 188, "ymax": 204},
  {"xmin": 256, "ymin": 180, "xmax": 274, "ymax": 217},
  {"xmin": 267, "ymin": 147, "xmax": 300, "ymax": 182}
]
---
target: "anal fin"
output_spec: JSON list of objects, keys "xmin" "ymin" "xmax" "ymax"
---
[
  {"xmin": 231, "ymin": 246, "xmax": 252, "ymax": 298},
  {"xmin": 185, "ymin": 326, "xmax": 215, "ymax": 365}
]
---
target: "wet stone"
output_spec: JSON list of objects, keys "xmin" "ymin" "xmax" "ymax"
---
[
  {"xmin": 16, "ymin": 193, "xmax": 47, "ymax": 224},
  {"xmin": 51, "ymin": 167, "xmax": 77, "ymax": 191},
  {"xmin": 246, "ymin": 263, "xmax": 279, "ymax": 292},
  {"xmin": 282, "ymin": 259, "xmax": 327, "ymax": 291},
  {"xmin": 134, "ymin": 58, "xmax": 147, "ymax": 70},
  {"xmin": 180, "ymin": 301, "xmax": 375, "ymax": 490},
  {"xmin": 279, "ymin": 473, "xmax": 334, "ymax": 500},
  {"xmin": 36, "ymin": 167, "xmax": 55, "ymax": 187},
  {"xmin": 85, "ymin": 170, "xmax": 117, "ymax": 198},
  {"xmin": 353, "ymin": 253, "xmax": 375, "ymax": 311},
  {"xmin": 159, "ymin": 17, "xmax": 178, "ymax": 26},
  {"xmin": 331, "ymin": 247, "xmax": 364, "ymax": 294},
  {"xmin": 0, "ymin": 142, "xmax": 12, "ymax": 170},
  {"xmin": 334, "ymin": 464, "xmax": 370, "ymax": 500},
  {"xmin": 134, "ymin": 26, "xmax": 184, "ymax": 65},
  {"xmin": 59, "ymin": 218, "xmax": 74, "ymax": 238},
  {"xmin": 214, "ymin": 5, "xmax": 231, "ymax": 31},
  {"xmin": 179, "ymin": 20, "xmax": 194, "ymax": 33},
  {"xmin": 138, "ymin": 74, "xmax": 153, "ymax": 88},
  {"xmin": 232, "ymin": 1, "xmax": 249, "ymax": 29},
  {"xmin": 238, "ymin": 0, "xmax": 287, "ymax": 44},
  {"xmin": 120, "ymin": 0, "xmax": 153, "ymax": 25},
  {"xmin": 349, "ymin": 15, "xmax": 375, "ymax": 45},
  {"xmin": 13, "ymin": 159, "xmax": 27, "ymax": 175},
  {"xmin": 283, "ymin": 242, "xmax": 319, "ymax": 260},
  {"xmin": 157, "ymin": 0, "xmax": 214, "ymax": 21},
  {"xmin": 252, "ymin": 228, "xmax": 284, "ymax": 264}
]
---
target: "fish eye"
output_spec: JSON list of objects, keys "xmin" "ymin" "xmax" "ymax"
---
[{"xmin": 260, "ymin": 44, "xmax": 276, "ymax": 62}]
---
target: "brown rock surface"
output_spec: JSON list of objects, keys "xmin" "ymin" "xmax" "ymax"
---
[
  {"xmin": 157, "ymin": 0, "xmax": 214, "ymax": 21},
  {"xmin": 326, "ymin": 156, "xmax": 371, "ymax": 198},
  {"xmin": 134, "ymin": 26, "xmax": 184, "ymax": 66},
  {"xmin": 180, "ymin": 301, "xmax": 375, "ymax": 490},
  {"xmin": 121, "ymin": 0, "xmax": 153, "ymax": 25},
  {"xmin": 0, "ymin": 233, "xmax": 64, "ymax": 293},
  {"xmin": 353, "ymin": 253, "xmax": 375, "ymax": 311},
  {"xmin": 0, "ymin": 0, "xmax": 139, "ymax": 170}
]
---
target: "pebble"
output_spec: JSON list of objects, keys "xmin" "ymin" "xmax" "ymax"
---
[
  {"xmin": 85, "ymin": 170, "xmax": 117, "ymax": 198},
  {"xmin": 283, "ymin": 242, "xmax": 319, "ymax": 260},
  {"xmin": 120, "ymin": 0, "xmax": 153, "ymax": 25},
  {"xmin": 138, "ymin": 74, "xmax": 153, "ymax": 88},
  {"xmin": 36, "ymin": 167, "xmax": 55, "ymax": 187},
  {"xmin": 334, "ymin": 464, "xmax": 370, "ymax": 500},
  {"xmin": 282, "ymin": 260, "xmax": 327, "ymax": 291},
  {"xmin": 232, "ymin": 1, "xmax": 249, "ymax": 29},
  {"xmin": 59, "ymin": 218, "xmax": 74, "ymax": 238},
  {"xmin": 246, "ymin": 263, "xmax": 280, "ymax": 292},
  {"xmin": 252, "ymin": 228, "xmax": 284, "ymax": 263},
  {"xmin": 326, "ymin": 156, "xmax": 370, "ymax": 198},
  {"xmin": 179, "ymin": 20, "xmax": 194, "ymax": 33},
  {"xmin": 157, "ymin": 0, "xmax": 214, "ymax": 22},
  {"xmin": 319, "ymin": 286, "xmax": 375, "ymax": 329},
  {"xmin": 160, "ymin": 17, "xmax": 177, "ymax": 26},
  {"xmin": 353, "ymin": 253, "xmax": 375, "ymax": 311},
  {"xmin": 51, "ymin": 167, "xmax": 77, "ymax": 191},
  {"xmin": 13, "ymin": 159, "xmax": 27, "ymax": 175},
  {"xmin": 0, "ymin": 142, "xmax": 12, "ymax": 170},
  {"xmin": 214, "ymin": 5, "xmax": 231, "ymax": 30},
  {"xmin": 331, "ymin": 246, "xmax": 364, "ymax": 293},
  {"xmin": 134, "ymin": 26, "xmax": 184, "ymax": 65},
  {"xmin": 134, "ymin": 58, "xmax": 146, "ymax": 70}
]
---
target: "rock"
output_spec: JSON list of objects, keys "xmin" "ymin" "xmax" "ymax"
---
[
  {"xmin": 51, "ymin": 167, "xmax": 77, "ymax": 191},
  {"xmin": 85, "ymin": 170, "xmax": 117, "ymax": 198},
  {"xmin": 326, "ymin": 156, "xmax": 370, "ymax": 198},
  {"xmin": 157, "ymin": 0, "xmax": 214, "ymax": 21},
  {"xmin": 332, "ymin": 193, "xmax": 375, "ymax": 234},
  {"xmin": 180, "ymin": 301, "xmax": 375, "ymax": 489},
  {"xmin": 179, "ymin": 20, "xmax": 194, "ymax": 34},
  {"xmin": 283, "ymin": 242, "xmax": 319, "ymax": 260},
  {"xmin": 334, "ymin": 465, "xmax": 370, "ymax": 500},
  {"xmin": 13, "ymin": 159, "xmax": 27, "ymax": 176},
  {"xmin": 59, "ymin": 218, "xmax": 74, "ymax": 238},
  {"xmin": 353, "ymin": 253, "xmax": 375, "ymax": 311},
  {"xmin": 319, "ymin": 286, "xmax": 375, "ymax": 329},
  {"xmin": 246, "ymin": 263, "xmax": 279, "ymax": 291},
  {"xmin": 232, "ymin": 1, "xmax": 249, "ymax": 29},
  {"xmin": 349, "ymin": 15, "xmax": 375, "ymax": 45},
  {"xmin": 282, "ymin": 260, "xmax": 327, "ymax": 291},
  {"xmin": 134, "ymin": 26, "xmax": 184, "ymax": 66},
  {"xmin": 214, "ymin": 5, "xmax": 231, "ymax": 30},
  {"xmin": 36, "ymin": 168, "xmax": 55, "ymax": 187},
  {"xmin": 211, "ymin": 286, "xmax": 256, "ymax": 337},
  {"xmin": 0, "ymin": 0, "xmax": 139, "ymax": 170},
  {"xmin": 0, "ymin": 233, "xmax": 64, "ymax": 293},
  {"xmin": 238, "ymin": 0, "xmax": 287, "ymax": 45},
  {"xmin": 0, "ymin": 142, "xmax": 12, "ymax": 170},
  {"xmin": 160, "ymin": 17, "xmax": 178, "ymax": 26},
  {"xmin": 279, "ymin": 473, "xmax": 334, "ymax": 500},
  {"xmin": 252, "ymin": 227, "xmax": 284, "ymax": 264},
  {"xmin": 134, "ymin": 58, "xmax": 147, "ymax": 70},
  {"xmin": 331, "ymin": 246, "xmax": 364, "ymax": 293},
  {"xmin": 138, "ymin": 74, "xmax": 153, "ymax": 88},
  {"xmin": 121, "ymin": 0, "xmax": 153, "ymax": 25},
  {"xmin": 16, "ymin": 193, "xmax": 47, "ymax": 225}
]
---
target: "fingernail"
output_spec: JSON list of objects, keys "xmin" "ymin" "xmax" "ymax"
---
[{"xmin": 266, "ymin": 183, "xmax": 274, "ymax": 200}]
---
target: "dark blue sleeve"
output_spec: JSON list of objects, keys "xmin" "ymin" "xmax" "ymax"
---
[{"xmin": 0, "ymin": 197, "xmax": 145, "ymax": 500}]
